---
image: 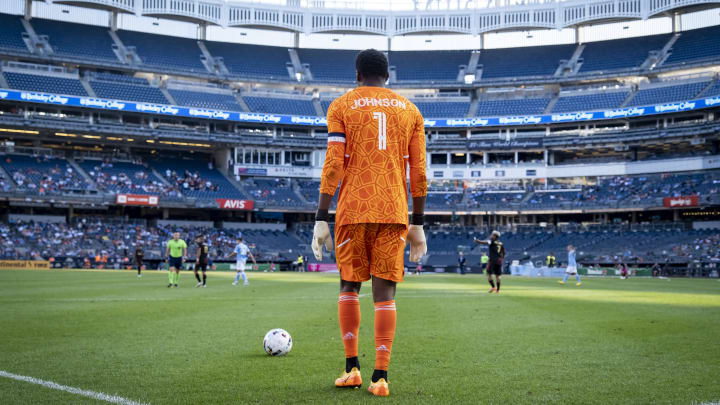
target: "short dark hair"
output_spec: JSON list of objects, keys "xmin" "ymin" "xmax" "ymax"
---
[{"xmin": 356, "ymin": 49, "xmax": 388, "ymax": 80}]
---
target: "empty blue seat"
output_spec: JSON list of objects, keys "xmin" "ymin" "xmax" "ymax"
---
[
  {"xmin": 579, "ymin": 34, "xmax": 671, "ymax": 73},
  {"xmin": 476, "ymin": 98, "xmax": 549, "ymax": 116},
  {"xmin": 31, "ymin": 18, "xmax": 117, "ymax": 62},
  {"xmin": 117, "ymin": 30, "xmax": 206, "ymax": 72},
  {"xmin": 665, "ymin": 25, "xmax": 720, "ymax": 65},
  {"xmin": 390, "ymin": 50, "xmax": 470, "ymax": 82},
  {"xmin": 553, "ymin": 91, "xmax": 628, "ymax": 113},
  {"xmin": 0, "ymin": 13, "xmax": 29, "ymax": 52},
  {"xmin": 478, "ymin": 44, "xmax": 575, "ymax": 79},
  {"xmin": 204, "ymin": 41, "xmax": 291, "ymax": 80},
  {"xmin": 627, "ymin": 81, "xmax": 708, "ymax": 107},
  {"xmin": 243, "ymin": 96, "xmax": 315, "ymax": 115},
  {"xmin": 3, "ymin": 71, "xmax": 87, "ymax": 96},
  {"xmin": 169, "ymin": 89, "xmax": 242, "ymax": 111}
]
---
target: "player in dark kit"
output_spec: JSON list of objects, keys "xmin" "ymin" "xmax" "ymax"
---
[
  {"xmin": 474, "ymin": 230, "xmax": 506, "ymax": 294},
  {"xmin": 194, "ymin": 235, "xmax": 210, "ymax": 288},
  {"xmin": 135, "ymin": 245, "xmax": 144, "ymax": 278}
]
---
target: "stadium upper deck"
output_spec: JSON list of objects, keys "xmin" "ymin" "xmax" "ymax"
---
[{"xmin": 1, "ymin": 11, "xmax": 718, "ymax": 86}]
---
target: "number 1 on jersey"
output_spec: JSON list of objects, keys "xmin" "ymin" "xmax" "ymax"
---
[{"xmin": 373, "ymin": 111, "xmax": 387, "ymax": 150}]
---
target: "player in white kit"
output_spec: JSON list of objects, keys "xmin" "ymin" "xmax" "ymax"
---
[
  {"xmin": 228, "ymin": 235, "xmax": 256, "ymax": 286},
  {"xmin": 558, "ymin": 245, "xmax": 582, "ymax": 286}
]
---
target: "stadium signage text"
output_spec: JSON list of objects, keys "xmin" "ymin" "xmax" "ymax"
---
[
  {"xmin": 216, "ymin": 199, "xmax": 255, "ymax": 210},
  {"xmin": 3, "ymin": 88, "xmax": 720, "ymax": 129},
  {"xmin": 116, "ymin": 194, "xmax": 159, "ymax": 206},
  {"xmin": 468, "ymin": 139, "xmax": 543, "ymax": 149},
  {"xmin": 663, "ymin": 196, "xmax": 699, "ymax": 208},
  {"xmin": 0, "ymin": 260, "xmax": 50, "ymax": 270}
]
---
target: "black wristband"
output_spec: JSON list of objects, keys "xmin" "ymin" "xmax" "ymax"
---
[
  {"xmin": 315, "ymin": 209, "xmax": 329, "ymax": 222},
  {"xmin": 411, "ymin": 213, "xmax": 424, "ymax": 226}
]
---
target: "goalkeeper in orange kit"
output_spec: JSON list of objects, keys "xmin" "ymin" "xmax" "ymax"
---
[{"xmin": 312, "ymin": 49, "xmax": 427, "ymax": 397}]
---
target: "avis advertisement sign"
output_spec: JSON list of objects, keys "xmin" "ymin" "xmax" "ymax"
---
[
  {"xmin": 663, "ymin": 196, "xmax": 699, "ymax": 208},
  {"xmin": 116, "ymin": 194, "xmax": 159, "ymax": 206},
  {"xmin": 216, "ymin": 199, "xmax": 255, "ymax": 210}
]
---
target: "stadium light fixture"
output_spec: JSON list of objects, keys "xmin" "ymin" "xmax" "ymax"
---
[
  {"xmin": 158, "ymin": 141, "xmax": 211, "ymax": 147},
  {"xmin": 55, "ymin": 132, "xmax": 77, "ymax": 138},
  {"xmin": 106, "ymin": 137, "xmax": 123, "ymax": 141},
  {"xmin": 81, "ymin": 135, "xmax": 101, "ymax": 139},
  {"xmin": 0, "ymin": 128, "xmax": 39, "ymax": 135},
  {"xmin": 464, "ymin": 74, "xmax": 474, "ymax": 84}
]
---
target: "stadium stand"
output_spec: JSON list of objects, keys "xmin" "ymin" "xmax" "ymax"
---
[
  {"xmin": 664, "ymin": 25, "xmax": 720, "ymax": 65},
  {"xmin": 77, "ymin": 159, "xmax": 181, "ymax": 198},
  {"xmin": 152, "ymin": 159, "xmax": 244, "ymax": 200},
  {"xmin": 477, "ymin": 44, "xmax": 575, "ymax": 79},
  {"xmin": 0, "ymin": 221, "xmax": 304, "ymax": 262},
  {"xmin": 30, "ymin": 18, "xmax": 118, "ymax": 62},
  {"xmin": 168, "ymin": 88, "xmax": 243, "ymax": 111},
  {"xmin": 3, "ymin": 71, "xmax": 88, "ymax": 96},
  {"xmin": 414, "ymin": 99, "xmax": 470, "ymax": 118},
  {"xmin": 626, "ymin": 80, "xmax": 709, "ymax": 107},
  {"xmin": 243, "ymin": 95, "xmax": 316, "ymax": 115},
  {"xmin": 116, "ymin": 30, "xmax": 206, "ymax": 72},
  {"xmin": 578, "ymin": 34, "xmax": 671, "ymax": 73},
  {"xmin": 298, "ymin": 48, "xmax": 357, "ymax": 83},
  {"xmin": 390, "ymin": 50, "xmax": 470, "ymax": 82},
  {"xmin": 89, "ymin": 75, "xmax": 168, "ymax": 104},
  {"xmin": 0, "ymin": 13, "xmax": 28, "ymax": 52},
  {"xmin": 475, "ymin": 97, "xmax": 550, "ymax": 116},
  {"xmin": 0, "ymin": 154, "xmax": 91, "ymax": 194},
  {"xmin": 243, "ymin": 178, "xmax": 304, "ymax": 207},
  {"xmin": 701, "ymin": 80, "xmax": 720, "ymax": 97},
  {"xmin": 426, "ymin": 192, "xmax": 464, "ymax": 209},
  {"xmin": 203, "ymin": 41, "xmax": 291, "ymax": 80},
  {"xmin": 552, "ymin": 90, "xmax": 629, "ymax": 113}
]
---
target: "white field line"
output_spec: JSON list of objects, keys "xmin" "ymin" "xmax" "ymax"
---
[{"xmin": 0, "ymin": 370, "xmax": 149, "ymax": 405}]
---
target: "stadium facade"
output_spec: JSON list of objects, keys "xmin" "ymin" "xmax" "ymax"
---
[{"xmin": 0, "ymin": 0, "xmax": 717, "ymax": 275}]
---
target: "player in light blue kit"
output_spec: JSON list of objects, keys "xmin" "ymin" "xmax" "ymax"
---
[
  {"xmin": 558, "ymin": 245, "xmax": 582, "ymax": 286},
  {"xmin": 228, "ymin": 235, "xmax": 256, "ymax": 286}
]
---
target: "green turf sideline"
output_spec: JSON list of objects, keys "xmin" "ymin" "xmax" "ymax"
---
[
  {"xmin": 0, "ymin": 370, "xmax": 148, "ymax": 405},
  {"xmin": 1, "ymin": 270, "xmax": 718, "ymax": 404}
]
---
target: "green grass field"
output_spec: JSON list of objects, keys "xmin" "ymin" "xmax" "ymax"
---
[{"xmin": 0, "ymin": 269, "xmax": 718, "ymax": 404}]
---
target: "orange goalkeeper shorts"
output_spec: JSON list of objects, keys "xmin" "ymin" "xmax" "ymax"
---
[{"xmin": 335, "ymin": 223, "xmax": 408, "ymax": 283}]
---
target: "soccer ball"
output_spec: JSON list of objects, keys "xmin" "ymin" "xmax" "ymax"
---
[{"xmin": 263, "ymin": 328, "xmax": 293, "ymax": 356}]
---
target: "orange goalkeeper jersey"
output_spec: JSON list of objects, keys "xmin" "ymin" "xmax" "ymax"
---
[{"xmin": 320, "ymin": 86, "xmax": 427, "ymax": 227}]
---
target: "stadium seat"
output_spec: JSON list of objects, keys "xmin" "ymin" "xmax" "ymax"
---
[
  {"xmin": 0, "ymin": 13, "xmax": 29, "ymax": 52},
  {"xmin": 3, "ymin": 71, "xmax": 88, "ymax": 96},
  {"xmin": 168, "ymin": 89, "xmax": 243, "ymax": 111},
  {"xmin": 298, "ymin": 48, "xmax": 357, "ymax": 83},
  {"xmin": 476, "ymin": 98, "xmax": 550, "ymax": 116},
  {"xmin": 578, "ymin": 34, "xmax": 671, "ymax": 73},
  {"xmin": 664, "ymin": 25, "xmax": 720, "ymax": 66},
  {"xmin": 626, "ymin": 81, "xmax": 709, "ymax": 107},
  {"xmin": 552, "ymin": 91, "xmax": 629, "ymax": 113},
  {"xmin": 116, "ymin": 30, "xmax": 206, "ymax": 72},
  {"xmin": 31, "ymin": 18, "xmax": 118, "ymax": 62},
  {"xmin": 203, "ymin": 41, "xmax": 291, "ymax": 80},
  {"xmin": 90, "ymin": 76, "xmax": 168, "ymax": 104},
  {"xmin": 243, "ymin": 95, "xmax": 316, "ymax": 116},
  {"xmin": 478, "ymin": 44, "xmax": 575, "ymax": 79},
  {"xmin": 390, "ymin": 50, "xmax": 470, "ymax": 82}
]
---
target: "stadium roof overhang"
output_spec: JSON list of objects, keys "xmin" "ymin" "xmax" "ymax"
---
[
  {"xmin": 44, "ymin": 0, "xmax": 720, "ymax": 36},
  {"xmin": 50, "ymin": 0, "xmax": 136, "ymax": 14}
]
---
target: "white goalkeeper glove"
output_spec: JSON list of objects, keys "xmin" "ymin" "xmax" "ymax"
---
[
  {"xmin": 311, "ymin": 221, "xmax": 333, "ymax": 261},
  {"xmin": 407, "ymin": 225, "xmax": 427, "ymax": 263}
]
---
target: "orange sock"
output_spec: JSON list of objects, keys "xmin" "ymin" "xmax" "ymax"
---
[
  {"xmin": 338, "ymin": 292, "xmax": 360, "ymax": 358},
  {"xmin": 373, "ymin": 300, "xmax": 396, "ymax": 371}
]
